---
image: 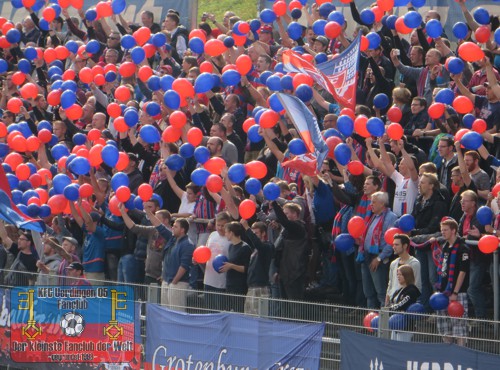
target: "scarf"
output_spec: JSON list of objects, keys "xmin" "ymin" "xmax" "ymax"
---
[
  {"xmin": 360, "ymin": 209, "xmax": 387, "ymax": 254},
  {"xmin": 332, "ymin": 205, "xmax": 352, "ymax": 238},
  {"xmin": 437, "ymin": 239, "xmax": 460, "ymax": 294},
  {"xmin": 354, "ymin": 194, "xmax": 372, "ymax": 221},
  {"xmin": 417, "ymin": 66, "xmax": 429, "ymax": 98}
]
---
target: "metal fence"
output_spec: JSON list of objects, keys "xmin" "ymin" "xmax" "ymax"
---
[{"xmin": 1, "ymin": 269, "xmax": 500, "ymax": 370}]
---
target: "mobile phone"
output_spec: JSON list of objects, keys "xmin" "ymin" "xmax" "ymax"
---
[{"xmin": 394, "ymin": 49, "xmax": 400, "ymax": 56}]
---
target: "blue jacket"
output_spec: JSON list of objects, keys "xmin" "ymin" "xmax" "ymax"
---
[{"xmin": 158, "ymin": 225, "xmax": 195, "ymax": 284}]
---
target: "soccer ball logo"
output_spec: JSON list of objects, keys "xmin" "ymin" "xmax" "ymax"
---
[{"xmin": 60, "ymin": 312, "xmax": 85, "ymax": 337}]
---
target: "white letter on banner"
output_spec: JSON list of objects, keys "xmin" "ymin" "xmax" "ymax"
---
[
  {"xmin": 175, "ymin": 358, "xmax": 186, "ymax": 370},
  {"xmin": 152, "ymin": 345, "xmax": 167, "ymax": 370},
  {"xmin": 217, "ymin": 349, "xmax": 227, "ymax": 370},
  {"xmin": 443, "ymin": 364, "xmax": 454, "ymax": 370},
  {"xmin": 421, "ymin": 364, "xmax": 429, "ymax": 370},
  {"xmin": 431, "ymin": 364, "xmax": 441, "ymax": 370}
]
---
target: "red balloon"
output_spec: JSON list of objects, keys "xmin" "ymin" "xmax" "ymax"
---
[
  {"xmin": 204, "ymin": 157, "xmax": 226, "ymax": 175},
  {"xmin": 88, "ymin": 144, "xmax": 103, "ymax": 167},
  {"xmin": 474, "ymin": 26, "xmax": 490, "ymax": 44},
  {"xmin": 347, "ymin": 160, "xmax": 364, "ymax": 175},
  {"xmin": 458, "ymin": 42, "xmax": 485, "ymax": 62},
  {"xmin": 66, "ymin": 104, "xmax": 83, "ymax": 120},
  {"xmin": 79, "ymin": 183, "xmax": 93, "ymax": 198},
  {"xmin": 324, "ymin": 22, "xmax": 342, "ymax": 39},
  {"xmin": 62, "ymin": 69, "xmax": 75, "ymax": 81},
  {"xmin": 395, "ymin": 17, "xmax": 412, "ymax": 34},
  {"xmin": 453, "ymin": 96, "xmax": 473, "ymax": 114},
  {"xmin": 428, "ymin": 102, "xmax": 446, "ymax": 119},
  {"xmin": 144, "ymin": 44, "xmax": 156, "ymax": 58},
  {"xmin": 187, "ymin": 127, "xmax": 203, "ymax": 146},
  {"xmin": 289, "ymin": 0, "xmax": 303, "ymax": 10},
  {"xmin": 87, "ymin": 128, "xmax": 102, "ymax": 142},
  {"xmin": 472, "ymin": 119, "xmax": 487, "ymax": 134},
  {"xmin": 34, "ymin": 187, "xmax": 48, "ymax": 203},
  {"xmin": 71, "ymin": 0, "xmax": 84, "ymax": 9},
  {"xmin": 340, "ymin": 108, "xmax": 355, "ymax": 120},
  {"xmin": 20, "ymin": 83, "xmax": 38, "ymax": 100},
  {"xmin": 55, "ymin": 45, "xmax": 70, "ymax": 60},
  {"xmin": 326, "ymin": 136, "xmax": 342, "ymax": 159},
  {"xmin": 108, "ymin": 196, "xmax": 121, "ymax": 216},
  {"xmin": 0, "ymin": 122, "xmax": 7, "ymax": 138},
  {"xmin": 292, "ymin": 73, "xmax": 314, "ymax": 89},
  {"xmin": 492, "ymin": 183, "xmax": 500, "ymax": 197},
  {"xmin": 377, "ymin": 0, "xmax": 394, "ymax": 11},
  {"xmin": 42, "ymin": 7, "xmax": 56, "ymax": 22},
  {"xmin": 92, "ymin": 65, "xmax": 105, "ymax": 77},
  {"xmin": 114, "ymin": 117, "xmax": 128, "ymax": 133},
  {"xmin": 239, "ymin": 199, "xmax": 256, "ymax": 219},
  {"xmin": 138, "ymin": 183, "xmax": 153, "ymax": 201},
  {"xmin": 115, "ymin": 185, "xmax": 131, "ymax": 202},
  {"xmin": 133, "ymin": 27, "xmax": 151, "ymax": 46},
  {"xmin": 448, "ymin": 301, "xmax": 465, "ymax": 318},
  {"xmin": 79, "ymin": 67, "xmax": 93, "ymax": 83},
  {"xmin": 5, "ymin": 152, "xmax": 23, "ymax": 170},
  {"xmin": 162, "ymin": 126, "xmax": 182, "ymax": 143},
  {"xmin": 354, "ymin": 115, "xmax": 371, "ymax": 138},
  {"xmin": 119, "ymin": 62, "xmax": 136, "ymax": 78},
  {"xmin": 454, "ymin": 128, "xmax": 470, "ymax": 142},
  {"xmin": 260, "ymin": 110, "xmax": 280, "ymax": 129},
  {"xmin": 58, "ymin": 0, "xmax": 71, "ymax": 8},
  {"xmin": 387, "ymin": 106, "xmax": 403, "ymax": 123},
  {"xmin": 245, "ymin": 161, "xmax": 267, "ymax": 179},
  {"xmin": 116, "ymin": 151, "xmax": 130, "ymax": 171},
  {"xmin": 189, "ymin": 29, "xmax": 207, "ymax": 42},
  {"xmin": 372, "ymin": 6, "xmax": 384, "ymax": 22},
  {"xmin": 193, "ymin": 246, "xmax": 211, "ymax": 263},
  {"xmin": 172, "ymin": 78, "xmax": 195, "ymax": 98},
  {"xmin": 43, "ymin": 48, "xmax": 57, "ymax": 64},
  {"xmin": 15, "ymin": 164, "xmax": 30, "ymax": 180},
  {"xmin": 38, "ymin": 168, "xmax": 52, "ymax": 185},
  {"xmin": 273, "ymin": 1, "xmax": 287, "ymax": 16},
  {"xmin": 236, "ymin": 54, "xmax": 252, "ymax": 75},
  {"xmin": 26, "ymin": 136, "xmax": 40, "ymax": 152},
  {"xmin": 12, "ymin": 72, "xmax": 26, "ymax": 86},
  {"xmin": 360, "ymin": 36, "xmax": 369, "ymax": 52},
  {"xmin": 138, "ymin": 65, "xmax": 153, "ymax": 82},
  {"xmin": 243, "ymin": 118, "xmax": 256, "ymax": 133},
  {"xmin": 169, "ymin": 111, "xmax": 187, "ymax": 129},
  {"xmin": 199, "ymin": 61, "xmax": 213, "ymax": 73},
  {"xmin": 96, "ymin": 1, "xmax": 113, "ymax": 17},
  {"xmin": 48, "ymin": 194, "xmax": 68, "ymax": 214},
  {"xmin": 363, "ymin": 312, "xmax": 378, "ymax": 332},
  {"xmin": 204, "ymin": 39, "xmax": 227, "ymax": 57},
  {"xmin": 384, "ymin": 227, "xmax": 403, "ymax": 245},
  {"xmin": 47, "ymin": 89, "xmax": 62, "ymax": 106},
  {"xmin": 107, "ymin": 103, "xmax": 122, "ymax": 118},
  {"xmin": 348, "ymin": 216, "xmax": 367, "ymax": 238},
  {"xmin": 206, "ymin": 174, "xmax": 224, "ymax": 193},
  {"xmin": 10, "ymin": 135, "xmax": 27, "ymax": 152},
  {"xmin": 22, "ymin": 0, "xmax": 36, "ymax": 7},
  {"xmin": 386, "ymin": 123, "xmax": 404, "ymax": 140},
  {"xmin": 478, "ymin": 235, "xmax": 499, "ymax": 254},
  {"xmin": 115, "ymin": 85, "xmax": 131, "ymax": 102}
]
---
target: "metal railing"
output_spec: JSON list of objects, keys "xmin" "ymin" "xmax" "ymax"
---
[{"xmin": 1, "ymin": 269, "xmax": 500, "ymax": 370}]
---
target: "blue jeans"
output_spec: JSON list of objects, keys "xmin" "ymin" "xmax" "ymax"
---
[
  {"xmin": 361, "ymin": 256, "xmax": 389, "ymax": 309},
  {"xmin": 468, "ymin": 257, "xmax": 491, "ymax": 318},
  {"xmin": 416, "ymin": 248, "xmax": 437, "ymax": 311},
  {"xmin": 117, "ymin": 255, "xmax": 137, "ymax": 283}
]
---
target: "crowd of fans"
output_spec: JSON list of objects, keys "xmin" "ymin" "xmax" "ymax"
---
[{"xmin": 0, "ymin": 0, "xmax": 499, "ymax": 331}]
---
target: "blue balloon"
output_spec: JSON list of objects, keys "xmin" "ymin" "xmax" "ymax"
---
[
  {"xmin": 460, "ymin": 131, "xmax": 482, "ymax": 150},
  {"xmin": 194, "ymin": 147, "xmax": 210, "ymax": 164},
  {"xmin": 315, "ymin": 53, "xmax": 328, "ymax": 64},
  {"xmin": 165, "ymin": 154, "xmax": 185, "ymax": 171},
  {"xmin": 435, "ymin": 89, "xmax": 454, "ymax": 105},
  {"xmin": 65, "ymin": 40, "xmax": 79, "ymax": 54},
  {"xmin": 11, "ymin": 189, "xmax": 22, "ymax": 203},
  {"xmin": 146, "ymin": 102, "xmax": 161, "ymax": 117},
  {"xmin": 399, "ymin": 214, "xmax": 416, "ymax": 232},
  {"xmin": 22, "ymin": 190, "xmax": 38, "ymax": 205},
  {"xmin": 473, "ymin": 8, "xmax": 490, "ymax": 25},
  {"xmin": 288, "ymin": 139, "xmax": 307, "ymax": 155},
  {"xmin": 17, "ymin": 59, "xmax": 31, "ymax": 74},
  {"xmin": 245, "ymin": 178, "xmax": 262, "ymax": 195},
  {"xmin": 462, "ymin": 114, "xmax": 475, "ymax": 129},
  {"xmin": 152, "ymin": 32, "xmax": 167, "ymax": 48},
  {"xmin": 131, "ymin": 47, "xmax": 145, "ymax": 64},
  {"xmin": 359, "ymin": 9, "xmax": 375, "ymax": 25},
  {"xmin": 86, "ymin": 40, "xmax": 100, "ymax": 54},
  {"xmin": 163, "ymin": 90, "xmax": 181, "ymax": 110},
  {"xmin": 17, "ymin": 204, "xmax": 28, "ymax": 216},
  {"xmin": 7, "ymin": 174, "xmax": 19, "ymax": 189},
  {"xmin": 17, "ymin": 122, "xmax": 33, "ymax": 138},
  {"xmin": 280, "ymin": 75, "xmax": 293, "ymax": 91},
  {"xmin": 249, "ymin": 19, "xmax": 261, "ymax": 32},
  {"xmin": 189, "ymin": 37, "xmax": 205, "ymax": 54},
  {"xmin": 52, "ymin": 4, "xmax": 61, "ymax": 17},
  {"xmin": 287, "ymin": 22, "xmax": 303, "ymax": 40},
  {"xmin": 60, "ymin": 90, "xmax": 76, "ymax": 109},
  {"xmin": 61, "ymin": 80, "xmax": 77, "ymax": 92},
  {"xmin": 147, "ymin": 75, "xmax": 161, "ymax": 91},
  {"xmin": 429, "ymin": 292, "xmax": 449, "ymax": 311},
  {"xmin": 63, "ymin": 184, "xmax": 80, "ymax": 201},
  {"xmin": 111, "ymin": 0, "xmax": 126, "ymax": 14},
  {"xmin": 266, "ymin": 75, "xmax": 282, "ymax": 91},
  {"xmin": 228, "ymin": 163, "xmax": 246, "ymax": 183},
  {"xmin": 260, "ymin": 9, "xmax": 276, "ymax": 24},
  {"xmin": 6, "ymin": 29, "xmax": 21, "ymax": 44},
  {"xmin": 221, "ymin": 70, "xmax": 241, "ymax": 87},
  {"xmin": 295, "ymin": 84, "xmax": 313, "ymax": 102},
  {"xmin": 290, "ymin": 8, "xmax": 302, "ymax": 20},
  {"xmin": 51, "ymin": 144, "xmax": 70, "ymax": 161},
  {"xmin": 121, "ymin": 35, "xmax": 136, "ymax": 49},
  {"xmin": 49, "ymin": 134, "xmax": 58, "ymax": 147},
  {"xmin": 335, "ymin": 233, "xmax": 354, "ymax": 252},
  {"xmin": 179, "ymin": 143, "xmax": 195, "ymax": 158},
  {"xmin": 101, "ymin": 145, "xmax": 119, "ymax": 167},
  {"xmin": 124, "ymin": 108, "xmax": 139, "ymax": 127},
  {"xmin": 247, "ymin": 125, "xmax": 263, "ymax": 143},
  {"xmin": 39, "ymin": 204, "xmax": 51, "ymax": 218},
  {"xmin": 85, "ymin": 9, "xmax": 98, "ymax": 21},
  {"xmin": 334, "ymin": 143, "xmax": 351, "ymax": 166},
  {"xmin": 151, "ymin": 193, "xmax": 163, "ymax": 209},
  {"xmin": 366, "ymin": 117, "xmax": 385, "ymax": 137},
  {"xmin": 140, "ymin": 125, "xmax": 161, "ymax": 144},
  {"xmin": 404, "ymin": 11, "xmax": 422, "ymax": 29},
  {"xmin": 259, "ymin": 71, "xmax": 272, "ymax": 84},
  {"xmin": 0, "ymin": 143, "xmax": 9, "ymax": 157},
  {"xmin": 386, "ymin": 15, "xmax": 398, "ymax": 30},
  {"xmin": 48, "ymin": 66, "xmax": 63, "ymax": 78},
  {"xmin": 223, "ymin": 37, "xmax": 235, "ymax": 48},
  {"xmin": 476, "ymin": 206, "xmax": 494, "ymax": 226},
  {"xmin": 366, "ymin": 32, "xmax": 381, "ymax": 50},
  {"xmin": 0, "ymin": 59, "xmax": 8, "ymax": 73},
  {"xmin": 312, "ymin": 20, "xmax": 327, "ymax": 36},
  {"xmin": 124, "ymin": 194, "xmax": 136, "ymax": 210},
  {"xmin": 447, "ymin": 58, "xmax": 464, "ymax": 74},
  {"xmin": 373, "ymin": 93, "xmax": 389, "ymax": 109},
  {"xmin": 411, "ymin": 0, "xmax": 426, "ymax": 7},
  {"xmin": 370, "ymin": 316, "xmax": 379, "ymax": 329},
  {"xmin": 11, "ymin": 0, "xmax": 23, "ymax": 8},
  {"xmin": 31, "ymin": 0, "xmax": 44, "ymax": 11},
  {"xmin": 495, "ymin": 28, "xmax": 500, "ymax": 45},
  {"xmin": 328, "ymin": 11, "xmax": 345, "ymax": 26},
  {"xmin": 426, "ymin": 19, "xmax": 442, "ymax": 39},
  {"xmin": 337, "ymin": 116, "xmax": 354, "ymax": 137},
  {"xmin": 72, "ymin": 133, "xmax": 87, "ymax": 146},
  {"xmin": 133, "ymin": 196, "xmax": 144, "ymax": 211},
  {"xmin": 39, "ymin": 19, "xmax": 50, "ymax": 31},
  {"xmin": 53, "ymin": 174, "xmax": 72, "ymax": 194},
  {"xmin": 323, "ymin": 128, "xmax": 342, "ymax": 139},
  {"xmin": 263, "ymin": 182, "xmax": 280, "ymax": 201},
  {"xmin": 111, "ymin": 172, "xmax": 129, "ymax": 191},
  {"xmin": 69, "ymin": 157, "xmax": 90, "ymax": 175},
  {"xmin": 319, "ymin": 3, "xmax": 335, "ymax": 18},
  {"xmin": 105, "ymin": 71, "xmax": 117, "ymax": 82},
  {"xmin": 407, "ymin": 302, "xmax": 425, "ymax": 314},
  {"xmin": 268, "ymin": 94, "xmax": 284, "ymax": 114},
  {"xmin": 389, "ymin": 314, "xmax": 406, "ymax": 330},
  {"xmin": 212, "ymin": 254, "xmax": 229, "ymax": 273},
  {"xmin": 191, "ymin": 168, "xmax": 210, "ymax": 186},
  {"xmin": 193, "ymin": 73, "xmax": 213, "ymax": 94}
]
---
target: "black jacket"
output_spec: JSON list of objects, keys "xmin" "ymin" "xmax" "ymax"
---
[{"xmin": 411, "ymin": 190, "xmax": 448, "ymax": 237}]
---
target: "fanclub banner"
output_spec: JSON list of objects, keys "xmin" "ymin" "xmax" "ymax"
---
[
  {"xmin": 145, "ymin": 303, "xmax": 325, "ymax": 370},
  {"xmin": 0, "ymin": 286, "xmax": 142, "ymax": 369},
  {"xmin": 340, "ymin": 330, "xmax": 500, "ymax": 370}
]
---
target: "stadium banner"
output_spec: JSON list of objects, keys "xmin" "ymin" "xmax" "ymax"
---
[
  {"xmin": 0, "ymin": 286, "xmax": 142, "ymax": 369},
  {"xmin": 145, "ymin": 303, "xmax": 325, "ymax": 370},
  {"xmin": 340, "ymin": 330, "xmax": 500, "ymax": 370}
]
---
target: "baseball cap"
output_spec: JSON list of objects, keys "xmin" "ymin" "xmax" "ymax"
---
[
  {"xmin": 66, "ymin": 262, "xmax": 84, "ymax": 271},
  {"xmin": 62, "ymin": 236, "xmax": 79, "ymax": 248},
  {"xmin": 312, "ymin": 36, "xmax": 329, "ymax": 47},
  {"xmin": 259, "ymin": 25, "xmax": 273, "ymax": 33},
  {"xmin": 128, "ymin": 152, "xmax": 139, "ymax": 163}
]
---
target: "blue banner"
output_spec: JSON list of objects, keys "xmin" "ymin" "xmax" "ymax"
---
[
  {"xmin": 145, "ymin": 303, "xmax": 325, "ymax": 370},
  {"xmin": 340, "ymin": 330, "xmax": 500, "ymax": 370}
]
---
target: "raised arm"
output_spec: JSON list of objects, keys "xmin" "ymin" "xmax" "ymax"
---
[
  {"xmin": 454, "ymin": 141, "xmax": 472, "ymax": 187},
  {"xmin": 451, "ymin": 73, "xmax": 476, "ymax": 102},
  {"xmin": 400, "ymin": 141, "xmax": 419, "ymax": 182},
  {"xmin": 0, "ymin": 222, "xmax": 13, "ymax": 249},
  {"xmin": 118, "ymin": 203, "xmax": 136, "ymax": 229},
  {"xmin": 165, "ymin": 169, "xmax": 186, "ymax": 200}
]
